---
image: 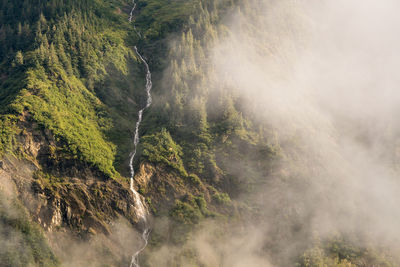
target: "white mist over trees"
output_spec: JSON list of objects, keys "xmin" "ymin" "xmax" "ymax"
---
[
  {"xmin": 2, "ymin": 0, "xmax": 400, "ymax": 265},
  {"xmin": 147, "ymin": 0, "xmax": 400, "ymax": 265}
]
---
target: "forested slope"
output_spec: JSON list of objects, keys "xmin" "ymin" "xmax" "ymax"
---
[{"xmin": 0, "ymin": 0, "xmax": 399, "ymax": 266}]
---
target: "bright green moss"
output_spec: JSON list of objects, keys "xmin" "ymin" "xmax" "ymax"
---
[{"xmin": 140, "ymin": 128, "xmax": 188, "ymax": 176}]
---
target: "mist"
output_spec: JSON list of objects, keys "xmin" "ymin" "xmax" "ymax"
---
[
  {"xmin": 147, "ymin": 0, "xmax": 400, "ymax": 265},
  {"xmin": 47, "ymin": 218, "xmax": 144, "ymax": 267},
  {"xmin": 3, "ymin": 0, "xmax": 397, "ymax": 265}
]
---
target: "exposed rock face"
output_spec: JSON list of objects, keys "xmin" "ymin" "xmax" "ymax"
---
[
  {"xmin": 134, "ymin": 162, "xmax": 212, "ymax": 212},
  {"xmin": 36, "ymin": 198, "xmax": 62, "ymax": 231},
  {"xmin": 134, "ymin": 163, "xmax": 155, "ymax": 189},
  {"xmin": 0, "ymin": 121, "xmax": 151, "ymax": 265},
  {"xmin": 9, "ymin": 113, "xmax": 219, "ymax": 236},
  {"xmin": 0, "ymin": 113, "xmax": 222, "ymax": 265},
  {"xmin": 0, "ymin": 155, "xmax": 146, "ymax": 234},
  {"xmin": 0, "ymin": 113, "xmax": 150, "ymax": 237}
]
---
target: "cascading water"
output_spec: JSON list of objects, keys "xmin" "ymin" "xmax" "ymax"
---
[
  {"xmin": 127, "ymin": 2, "xmax": 153, "ymax": 266},
  {"xmin": 128, "ymin": 0, "xmax": 136, "ymax": 22},
  {"xmin": 128, "ymin": 46, "xmax": 152, "ymax": 267},
  {"xmin": 129, "ymin": 0, "xmax": 142, "ymax": 37}
]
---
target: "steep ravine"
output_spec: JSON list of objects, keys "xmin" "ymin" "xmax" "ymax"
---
[
  {"xmin": 126, "ymin": 0, "xmax": 154, "ymax": 265},
  {"xmin": 128, "ymin": 46, "xmax": 153, "ymax": 267}
]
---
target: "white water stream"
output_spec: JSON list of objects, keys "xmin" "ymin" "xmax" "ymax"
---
[
  {"xmin": 128, "ymin": 46, "xmax": 152, "ymax": 267},
  {"xmin": 128, "ymin": 2, "xmax": 153, "ymax": 266},
  {"xmin": 128, "ymin": 0, "xmax": 136, "ymax": 22}
]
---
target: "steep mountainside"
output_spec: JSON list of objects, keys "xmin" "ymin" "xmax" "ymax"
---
[
  {"xmin": 1, "ymin": 0, "xmax": 400, "ymax": 266},
  {"xmin": 1, "ymin": 0, "xmax": 260, "ymax": 265}
]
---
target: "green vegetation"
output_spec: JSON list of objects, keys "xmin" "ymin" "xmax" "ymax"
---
[
  {"xmin": 0, "ymin": 115, "xmax": 19, "ymax": 154},
  {"xmin": 168, "ymin": 194, "xmax": 216, "ymax": 245},
  {"xmin": 170, "ymin": 199, "xmax": 203, "ymax": 225},
  {"xmin": 212, "ymin": 192, "xmax": 231, "ymax": 205},
  {"xmin": 140, "ymin": 128, "xmax": 187, "ymax": 176},
  {"xmin": 298, "ymin": 239, "xmax": 394, "ymax": 267},
  {"xmin": 0, "ymin": 0, "xmax": 139, "ymax": 176},
  {"xmin": 1, "ymin": 0, "xmax": 398, "ymax": 266},
  {"xmin": 14, "ymin": 65, "xmax": 117, "ymax": 176},
  {"xmin": 186, "ymin": 173, "xmax": 203, "ymax": 186},
  {"xmin": 32, "ymin": 170, "xmax": 66, "ymax": 189},
  {"xmin": 135, "ymin": 0, "xmax": 200, "ymax": 39},
  {"xmin": 0, "ymin": 191, "xmax": 59, "ymax": 267}
]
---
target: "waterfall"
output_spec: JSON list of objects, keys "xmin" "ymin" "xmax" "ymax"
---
[
  {"xmin": 128, "ymin": 0, "xmax": 136, "ymax": 22},
  {"xmin": 128, "ymin": 46, "xmax": 153, "ymax": 267},
  {"xmin": 127, "ymin": 2, "xmax": 153, "ymax": 265}
]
